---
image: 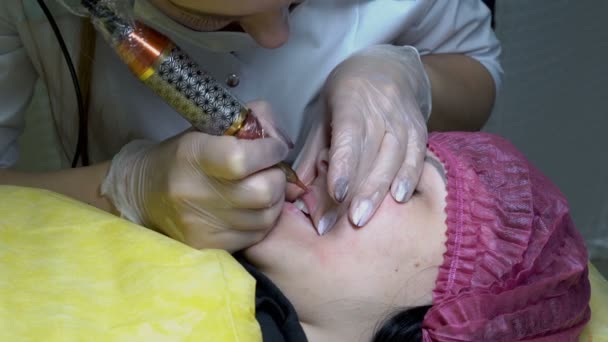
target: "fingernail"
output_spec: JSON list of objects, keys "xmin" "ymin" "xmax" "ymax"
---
[
  {"xmin": 352, "ymin": 199, "xmax": 373, "ymax": 227},
  {"xmin": 318, "ymin": 210, "xmax": 338, "ymax": 236},
  {"xmin": 334, "ymin": 178, "xmax": 349, "ymax": 203},
  {"xmin": 394, "ymin": 180, "xmax": 411, "ymax": 203}
]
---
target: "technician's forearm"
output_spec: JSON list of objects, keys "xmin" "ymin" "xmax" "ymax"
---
[
  {"xmin": 0, "ymin": 162, "xmax": 116, "ymax": 213},
  {"xmin": 422, "ymin": 54, "xmax": 496, "ymax": 131}
]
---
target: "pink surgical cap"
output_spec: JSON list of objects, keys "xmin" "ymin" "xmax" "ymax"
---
[{"xmin": 422, "ymin": 132, "xmax": 590, "ymax": 341}]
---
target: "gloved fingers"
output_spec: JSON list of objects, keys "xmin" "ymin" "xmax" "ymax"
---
[
  {"xmin": 247, "ymin": 100, "xmax": 294, "ymax": 148},
  {"xmin": 188, "ymin": 132, "xmax": 288, "ymax": 180},
  {"xmin": 285, "ymin": 144, "xmax": 317, "ymax": 201},
  {"xmin": 299, "ymin": 149, "xmax": 343, "ymax": 235},
  {"xmin": 181, "ymin": 220, "xmax": 267, "ymax": 252},
  {"xmin": 347, "ymin": 132, "xmax": 403, "ymax": 227},
  {"xmin": 213, "ymin": 199, "xmax": 284, "ymax": 232},
  {"xmin": 286, "ymin": 117, "xmax": 329, "ymax": 201},
  {"xmin": 326, "ymin": 106, "xmax": 365, "ymax": 204},
  {"xmin": 224, "ymin": 167, "xmax": 286, "ymax": 209},
  {"xmin": 309, "ymin": 198, "xmax": 341, "ymax": 236},
  {"xmin": 391, "ymin": 125, "xmax": 427, "ymax": 203},
  {"xmin": 152, "ymin": 197, "xmax": 278, "ymax": 250}
]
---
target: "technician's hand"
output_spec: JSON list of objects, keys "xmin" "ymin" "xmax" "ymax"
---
[
  {"xmin": 101, "ymin": 101, "xmax": 289, "ymax": 252},
  {"xmin": 290, "ymin": 45, "xmax": 432, "ymax": 232}
]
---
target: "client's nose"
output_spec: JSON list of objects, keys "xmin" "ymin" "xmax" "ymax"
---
[{"xmin": 315, "ymin": 148, "xmax": 330, "ymax": 175}]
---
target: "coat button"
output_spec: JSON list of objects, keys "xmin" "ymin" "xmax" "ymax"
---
[{"xmin": 226, "ymin": 74, "xmax": 240, "ymax": 88}]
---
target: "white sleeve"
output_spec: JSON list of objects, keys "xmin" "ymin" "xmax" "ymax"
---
[
  {"xmin": 396, "ymin": 0, "xmax": 503, "ymax": 93},
  {"xmin": 0, "ymin": 5, "xmax": 38, "ymax": 168}
]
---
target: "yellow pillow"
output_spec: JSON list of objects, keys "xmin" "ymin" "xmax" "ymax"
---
[
  {"xmin": 1, "ymin": 185, "xmax": 605, "ymax": 341},
  {"xmin": 580, "ymin": 263, "xmax": 608, "ymax": 342},
  {"xmin": 0, "ymin": 186, "xmax": 261, "ymax": 341}
]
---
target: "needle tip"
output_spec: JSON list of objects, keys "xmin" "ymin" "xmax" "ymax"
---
[
  {"xmin": 295, "ymin": 178, "xmax": 309, "ymax": 192},
  {"xmin": 277, "ymin": 162, "xmax": 309, "ymax": 192}
]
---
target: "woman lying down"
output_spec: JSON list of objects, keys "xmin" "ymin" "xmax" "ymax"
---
[
  {"xmin": 238, "ymin": 132, "xmax": 591, "ymax": 341},
  {"xmin": 0, "ymin": 132, "xmax": 591, "ymax": 341}
]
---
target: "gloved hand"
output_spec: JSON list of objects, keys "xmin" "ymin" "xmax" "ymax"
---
[
  {"xmin": 289, "ymin": 45, "xmax": 432, "ymax": 234},
  {"xmin": 101, "ymin": 101, "xmax": 290, "ymax": 252}
]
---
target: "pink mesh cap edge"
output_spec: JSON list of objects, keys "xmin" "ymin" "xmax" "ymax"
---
[{"xmin": 422, "ymin": 132, "xmax": 590, "ymax": 342}]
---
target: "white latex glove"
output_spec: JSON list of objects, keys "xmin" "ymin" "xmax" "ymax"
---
[
  {"xmin": 289, "ymin": 45, "xmax": 432, "ymax": 234},
  {"xmin": 101, "ymin": 101, "xmax": 290, "ymax": 252}
]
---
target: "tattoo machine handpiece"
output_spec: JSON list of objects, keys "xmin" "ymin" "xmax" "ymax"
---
[{"xmin": 80, "ymin": 0, "xmax": 307, "ymax": 191}]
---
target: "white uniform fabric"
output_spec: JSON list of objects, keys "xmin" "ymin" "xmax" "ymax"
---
[{"xmin": 0, "ymin": 0, "xmax": 502, "ymax": 167}]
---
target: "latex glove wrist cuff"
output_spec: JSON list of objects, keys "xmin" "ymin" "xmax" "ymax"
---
[
  {"xmin": 399, "ymin": 45, "xmax": 432, "ymax": 122},
  {"xmin": 101, "ymin": 140, "xmax": 155, "ymax": 226}
]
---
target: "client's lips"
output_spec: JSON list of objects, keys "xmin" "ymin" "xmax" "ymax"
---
[
  {"xmin": 282, "ymin": 192, "xmax": 318, "ymax": 233},
  {"xmin": 285, "ymin": 187, "xmax": 326, "ymax": 235},
  {"xmin": 300, "ymin": 190, "xmax": 317, "ymax": 216},
  {"xmin": 283, "ymin": 202, "xmax": 310, "ymax": 222}
]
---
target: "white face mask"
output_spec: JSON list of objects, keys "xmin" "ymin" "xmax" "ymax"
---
[
  {"xmin": 133, "ymin": 0, "xmax": 258, "ymax": 52},
  {"xmin": 57, "ymin": 0, "xmax": 258, "ymax": 52}
]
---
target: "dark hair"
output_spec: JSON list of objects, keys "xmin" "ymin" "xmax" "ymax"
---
[{"xmin": 371, "ymin": 305, "xmax": 431, "ymax": 342}]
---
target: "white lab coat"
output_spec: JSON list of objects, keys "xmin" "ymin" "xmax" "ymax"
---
[{"xmin": 0, "ymin": 0, "xmax": 502, "ymax": 167}]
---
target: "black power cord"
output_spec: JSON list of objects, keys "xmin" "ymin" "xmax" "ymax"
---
[{"xmin": 35, "ymin": 0, "xmax": 89, "ymax": 167}]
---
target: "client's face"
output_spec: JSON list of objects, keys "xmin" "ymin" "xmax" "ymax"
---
[{"xmin": 244, "ymin": 150, "xmax": 448, "ymax": 336}]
